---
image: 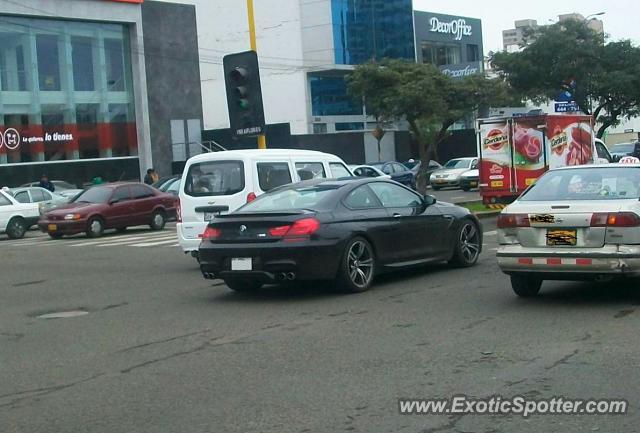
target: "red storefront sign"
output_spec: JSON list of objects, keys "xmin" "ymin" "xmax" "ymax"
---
[{"xmin": 0, "ymin": 123, "xmax": 138, "ymax": 161}]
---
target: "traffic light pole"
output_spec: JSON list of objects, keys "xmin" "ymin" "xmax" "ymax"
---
[{"xmin": 247, "ymin": 0, "xmax": 267, "ymax": 150}]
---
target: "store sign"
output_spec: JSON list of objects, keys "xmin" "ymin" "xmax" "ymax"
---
[
  {"xmin": 429, "ymin": 17, "xmax": 473, "ymax": 41},
  {"xmin": 440, "ymin": 63, "xmax": 480, "ymax": 78},
  {"xmin": 0, "ymin": 129, "xmax": 74, "ymax": 151}
]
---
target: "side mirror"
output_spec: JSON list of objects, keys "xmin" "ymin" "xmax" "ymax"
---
[{"xmin": 423, "ymin": 194, "xmax": 437, "ymax": 206}]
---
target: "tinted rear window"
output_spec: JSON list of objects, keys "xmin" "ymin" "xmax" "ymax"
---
[{"xmin": 184, "ymin": 161, "xmax": 244, "ymax": 197}]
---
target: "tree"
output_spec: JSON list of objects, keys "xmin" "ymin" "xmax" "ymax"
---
[
  {"xmin": 492, "ymin": 20, "xmax": 640, "ymax": 138},
  {"xmin": 347, "ymin": 60, "xmax": 518, "ymax": 192}
]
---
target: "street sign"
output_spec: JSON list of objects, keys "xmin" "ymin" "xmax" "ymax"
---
[{"xmin": 554, "ymin": 102, "xmax": 580, "ymax": 113}]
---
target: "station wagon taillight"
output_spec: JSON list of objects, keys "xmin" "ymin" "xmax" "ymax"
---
[
  {"xmin": 176, "ymin": 199, "xmax": 182, "ymax": 223},
  {"xmin": 591, "ymin": 212, "xmax": 640, "ymax": 227},
  {"xmin": 497, "ymin": 213, "xmax": 530, "ymax": 228}
]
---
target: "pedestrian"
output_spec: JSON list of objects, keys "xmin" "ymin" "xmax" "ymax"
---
[
  {"xmin": 39, "ymin": 174, "xmax": 55, "ymax": 192},
  {"xmin": 144, "ymin": 168, "xmax": 158, "ymax": 185}
]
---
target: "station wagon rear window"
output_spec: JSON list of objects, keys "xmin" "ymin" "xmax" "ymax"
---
[
  {"xmin": 520, "ymin": 167, "xmax": 640, "ymax": 201},
  {"xmin": 184, "ymin": 161, "xmax": 245, "ymax": 197}
]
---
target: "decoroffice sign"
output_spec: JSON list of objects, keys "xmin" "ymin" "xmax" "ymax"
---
[{"xmin": 429, "ymin": 17, "xmax": 473, "ymax": 41}]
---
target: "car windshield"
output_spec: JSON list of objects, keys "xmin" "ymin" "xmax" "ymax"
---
[
  {"xmin": 444, "ymin": 159, "xmax": 470, "ymax": 169},
  {"xmin": 238, "ymin": 185, "xmax": 339, "ymax": 212},
  {"xmin": 520, "ymin": 167, "xmax": 640, "ymax": 201},
  {"xmin": 611, "ymin": 143, "xmax": 634, "ymax": 154},
  {"xmin": 72, "ymin": 186, "xmax": 112, "ymax": 203}
]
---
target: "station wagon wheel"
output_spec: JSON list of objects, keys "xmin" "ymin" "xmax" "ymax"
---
[
  {"xmin": 150, "ymin": 210, "xmax": 166, "ymax": 230},
  {"xmin": 86, "ymin": 217, "xmax": 104, "ymax": 238},
  {"xmin": 337, "ymin": 237, "xmax": 375, "ymax": 293},
  {"xmin": 450, "ymin": 221, "xmax": 480, "ymax": 267},
  {"xmin": 6, "ymin": 217, "xmax": 27, "ymax": 239}
]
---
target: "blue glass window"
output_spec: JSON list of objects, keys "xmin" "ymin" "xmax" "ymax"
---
[
  {"xmin": 331, "ymin": 0, "xmax": 415, "ymax": 65},
  {"xmin": 310, "ymin": 75, "xmax": 362, "ymax": 116}
]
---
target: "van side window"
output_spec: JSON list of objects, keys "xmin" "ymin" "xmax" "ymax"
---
[
  {"xmin": 295, "ymin": 162, "xmax": 326, "ymax": 180},
  {"xmin": 184, "ymin": 161, "xmax": 245, "ymax": 197},
  {"xmin": 329, "ymin": 162, "xmax": 352, "ymax": 178},
  {"xmin": 257, "ymin": 162, "xmax": 292, "ymax": 192}
]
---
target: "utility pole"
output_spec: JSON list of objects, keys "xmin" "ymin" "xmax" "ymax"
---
[{"xmin": 247, "ymin": 0, "xmax": 267, "ymax": 149}]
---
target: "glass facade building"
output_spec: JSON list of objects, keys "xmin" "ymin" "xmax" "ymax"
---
[
  {"xmin": 310, "ymin": 74, "xmax": 362, "ymax": 117},
  {"xmin": 0, "ymin": 16, "xmax": 137, "ymax": 166},
  {"xmin": 331, "ymin": 0, "xmax": 415, "ymax": 65}
]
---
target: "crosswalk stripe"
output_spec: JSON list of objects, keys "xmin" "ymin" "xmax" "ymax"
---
[
  {"xmin": 67, "ymin": 231, "xmax": 175, "ymax": 247},
  {"xmin": 132, "ymin": 239, "xmax": 180, "ymax": 247},
  {"xmin": 96, "ymin": 234, "xmax": 177, "ymax": 247}
]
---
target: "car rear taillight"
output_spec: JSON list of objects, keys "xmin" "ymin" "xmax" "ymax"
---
[
  {"xmin": 590, "ymin": 213, "xmax": 609, "ymax": 227},
  {"xmin": 268, "ymin": 218, "xmax": 320, "ymax": 241},
  {"xmin": 497, "ymin": 213, "xmax": 530, "ymax": 228},
  {"xmin": 176, "ymin": 199, "xmax": 182, "ymax": 223},
  {"xmin": 609, "ymin": 213, "xmax": 640, "ymax": 227},
  {"xmin": 247, "ymin": 192, "xmax": 257, "ymax": 203},
  {"xmin": 201, "ymin": 226, "xmax": 221, "ymax": 240}
]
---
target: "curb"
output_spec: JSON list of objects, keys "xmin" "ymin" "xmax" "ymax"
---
[{"xmin": 474, "ymin": 210, "xmax": 501, "ymax": 219}]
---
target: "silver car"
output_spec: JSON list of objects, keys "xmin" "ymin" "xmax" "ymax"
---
[
  {"xmin": 497, "ymin": 165, "xmax": 640, "ymax": 297},
  {"xmin": 429, "ymin": 157, "xmax": 478, "ymax": 190},
  {"xmin": 11, "ymin": 187, "xmax": 69, "ymax": 214}
]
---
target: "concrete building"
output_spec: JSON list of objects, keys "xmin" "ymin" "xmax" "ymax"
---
[
  {"xmin": 502, "ymin": 13, "xmax": 604, "ymax": 52},
  {"xmin": 0, "ymin": 0, "xmax": 203, "ymax": 186}
]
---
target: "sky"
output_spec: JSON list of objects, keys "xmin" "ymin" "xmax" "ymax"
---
[{"xmin": 413, "ymin": 0, "xmax": 640, "ymax": 53}]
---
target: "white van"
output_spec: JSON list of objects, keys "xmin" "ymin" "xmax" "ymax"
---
[{"xmin": 177, "ymin": 149, "xmax": 353, "ymax": 255}]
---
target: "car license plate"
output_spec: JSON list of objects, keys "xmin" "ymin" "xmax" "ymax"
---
[
  {"xmin": 470, "ymin": 181, "xmax": 478, "ymax": 187},
  {"xmin": 546, "ymin": 229, "xmax": 577, "ymax": 246},
  {"xmin": 436, "ymin": 179, "xmax": 446, "ymax": 184},
  {"xmin": 48, "ymin": 224, "xmax": 57, "ymax": 231},
  {"xmin": 203, "ymin": 212, "xmax": 217, "ymax": 221},
  {"xmin": 231, "ymin": 258, "xmax": 252, "ymax": 271}
]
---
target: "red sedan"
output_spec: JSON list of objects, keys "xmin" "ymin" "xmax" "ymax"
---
[{"xmin": 38, "ymin": 182, "xmax": 177, "ymax": 238}]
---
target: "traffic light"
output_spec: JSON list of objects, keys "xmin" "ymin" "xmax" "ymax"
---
[{"xmin": 223, "ymin": 51, "xmax": 265, "ymax": 138}]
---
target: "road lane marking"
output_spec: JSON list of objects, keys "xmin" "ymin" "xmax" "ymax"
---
[
  {"xmin": 131, "ymin": 239, "xmax": 180, "ymax": 247},
  {"xmin": 484, "ymin": 230, "xmax": 497, "ymax": 236}
]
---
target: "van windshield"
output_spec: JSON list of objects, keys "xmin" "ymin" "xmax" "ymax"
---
[{"xmin": 184, "ymin": 161, "xmax": 245, "ymax": 197}]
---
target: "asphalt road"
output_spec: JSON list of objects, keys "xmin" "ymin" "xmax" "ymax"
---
[
  {"xmin": 2, "ymin": 219, "xmax": 640, "ymax": 433},
  {"xmin": 428, "ymin": 187, "xmax": 480, "ymax": 204}
]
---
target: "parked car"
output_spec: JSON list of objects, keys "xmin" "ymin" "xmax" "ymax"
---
[
  {"xmin": 459, "ymin": 169, "xmax": 479, "ymax": 191},
  {"xmin": 608, "ymin": 142, "xmax": 636, "ymax": 162},
  {"xmin": 349, "ymin": 165, "xmax": 391, "ymax": 179},
  {"xmin": 38, "ymin": 182, "xmax": 176, "ymax": 238},
  {"xmin": 156, "ymin": 176, "xmax": 182, "ymax": 196},
  {"xmin": 368, "ymin": 161, "xmax": 413, "ymax": 187},
  {"xmin": 178, "ymin": 149, "xmax": 353, "ymax": 257},
  {"xmin": 21, "ymin": 180, "xmax": 83, "ymax": 199},
  {"xmin": 497, "ymin": 164, "xmax": 640, "ymax": 297},
  {"xmin": 410, "ymin": 160, "xmax": 443, "ymax": 188},
  {"xmin": 429, "ymin": 157, "xmax": 478, "ymax": 190},
  {"xmin": 0, "ymin": 189, "xmax": 39, "ymax": 239},
  {"xmin": 199, "ymin": 178, "xmax": 482, "ymax": 293},
  {"xmin": 11, "ymin": 187, "xmax": 69, "ymax": 214}
]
